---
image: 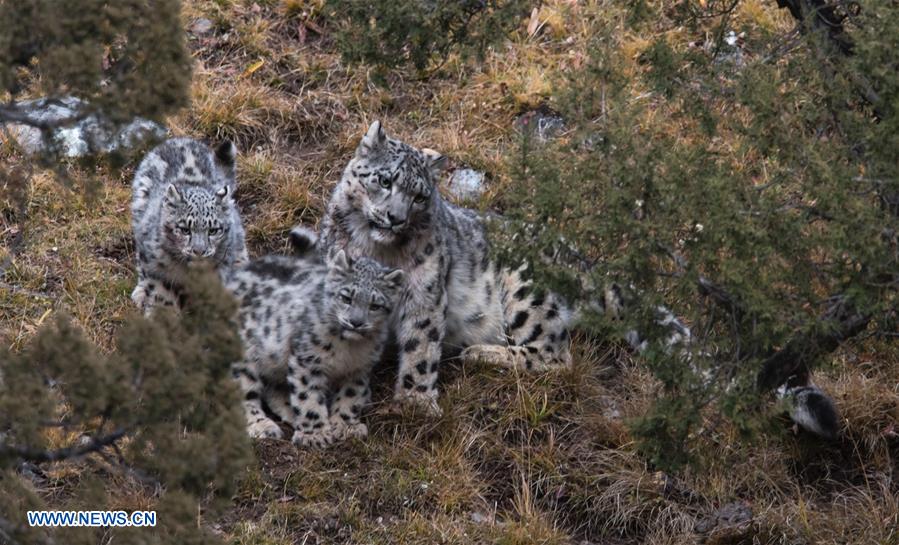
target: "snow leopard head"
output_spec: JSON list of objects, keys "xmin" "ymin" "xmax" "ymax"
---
[
  {"xmin": 325, "ymin": 250, "xmax": 405, "ymax": 341},
  {"xmin": 336, "ymin": 121, "xmax": 448, "ymax": 246}
]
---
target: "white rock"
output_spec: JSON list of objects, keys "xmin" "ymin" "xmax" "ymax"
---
[
  {"xmin": 515, "ymin": 108, "xmax": 566, "ymax": 143},
  {"xmin": 446, "ymin": 168, "xmax": 486, "ymax": 200},
  {"xmin": 3, "ymin": 96, "xmax": 167, "ymax": 158}
]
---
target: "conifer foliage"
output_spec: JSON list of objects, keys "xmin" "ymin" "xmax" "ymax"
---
[
  {"xmin": 0, "ymin": 0, "xmax": 191, "ymax": 125},
  {"xmin": 498, "ymin": 0, "xmax": 898, "ymax": 467},
  {"xmin": 1, "ymin": 2, "xmax": 252, "ymax": 544},
  {"xmin": 324, "ymin": 0, "xmax": 531, "ymax": 73},
  {"xmin": 0, "ymin": 268, "xmax": 252, "ymax": 545}
]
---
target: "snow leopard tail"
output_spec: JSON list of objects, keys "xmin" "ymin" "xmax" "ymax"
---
[
  {"xmin": 607, "ymin": 289, "xmax": 840, "ymax": 441},
  {"xmin": 777, "ymin": 378, "xmax": 840, "ymax": 440},
  {"xmin": 288, "ymin": 225, "xmax": 322, "ymax": 261}
]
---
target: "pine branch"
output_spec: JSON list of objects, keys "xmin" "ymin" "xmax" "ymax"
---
[
  {"xmin": 0, "ymin": 513, "xmax": 58, "ymax": 545},
  {"xmin": 694, "ymin": 272, "xmax": 874, "ymax": 393},
  {"xmin": 773, "ymin": 0, "xmax": 886, "ymax": 118},
  {"xmin": 0, "ymin": 429, "xmax": 128, "ymax": 465},
  {"xmin": 756, "ymin": 297, "xmax": 871, "ymax": 391},
  {"xmin": 774, "ymin": 0, "xmax": 854, "ymax": 55},
  {"xmin": 696, "ymin": 276, "xmax": 744, "ymax": 323}
]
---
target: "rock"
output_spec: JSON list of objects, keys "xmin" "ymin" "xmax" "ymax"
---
[
  {"xmin": 514, "ymin": 106, "xmax": 565, "ymax": 143},
  {"xmin": 716, "ymin": 502, "xmax": 752, "ymax": 525},
  {"xmin": 580, "ymin": 132, "xmax": 605, "ymax": 151},
  {"xmin": 189, "ymin": 17, "xmax": 214, "ymax": 35},
  {"xmin": 2, "ymin": 96, "xmax": 167, "ymax": 158},
  {"xmin": 470, "ymin": 511, "xmax": 504, "ymax": 527},
  {"xmin": 469, "ymin": 511, "xmax": 488, "ymax": 524},
  {"xmin": 17, "ymin": 462, "xmax": 48, "ymax": 487},
  {"xmin": 695, "ymin": 501, "xmax": 754, "ymax": 538},
  {"xmin": 446, "ymin": 168, "xmax": 486, "ymax": 200},
  {"xmin": 598, "ymin": 395, "xmax": 623, "ymax": 420}
]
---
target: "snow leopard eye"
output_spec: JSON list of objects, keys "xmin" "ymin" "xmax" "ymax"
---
[
  {"xmin": 176, "ymin": 225, "xmax": 191, "ymax": 236},
  {"xmin": 413, "ymin": 194, "xmax": 427, "ymax": 204},
  {"xmin": 208, "ymin": 226, "xmax": 222, "ymax": 236},
  {"xmin": 370, "ymin": 302, "xmax": 384, "ymax": 311},
  {"xmin": 339, "ymin": 291, "xmax": 352, "ymax": 304},
  {"xmin": 378, "ymin": 176, "xmax": 391, "ymax": 189}
]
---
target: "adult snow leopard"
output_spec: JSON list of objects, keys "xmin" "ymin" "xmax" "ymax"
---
[
  {"xmin": 226, "ymin": 249, "xmax": 404, "ymax": 446},
  {"xmin": 318, "ymin": 121, "xmax": 573, "ymax": 414},
  {"xmin": 130, "ymin": 137, "xmax": 248, "ymax": 313}
]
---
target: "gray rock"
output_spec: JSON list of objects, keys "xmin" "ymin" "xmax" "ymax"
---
[
  {"xmin": 446, "ymin": 168, "xmax": 486, "ymax": 200},
  {"xmin": 3, "ymin": 96, "xmax": 167, "ymax": 157},
  {"xmin": 713, "ymin": 30, "xmax": 746, "ymax": 69},
  {"xmin": 695, "ymin": 501, "xmax": 753, "ymax": 534},
  {"xmin": 189, "ymin": 17, "xmax": 214, "ymax": 35}
]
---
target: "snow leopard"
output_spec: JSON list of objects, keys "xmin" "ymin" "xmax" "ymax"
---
[
  {"xmin": 318, "ymin": 121, "xmax": 574, "ymax": 415},
  {"xmin": 130, "ymin": 137, "xmax": 248, "ymax": 314},
  {"xmin": 226, "ymin": 249, "xmax": 404, "ymax": 447}
]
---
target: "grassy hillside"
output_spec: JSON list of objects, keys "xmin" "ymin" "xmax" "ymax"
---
[{"xmin": 1, "ymin": 0, "xmax": 897, "ymax": 543}]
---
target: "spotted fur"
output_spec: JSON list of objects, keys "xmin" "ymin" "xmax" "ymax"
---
[
  {"xmin": 288, "ymin": 225, "xmax": 320, "ymax": 259},
  {"xmin": 318, "ymin": 121, "xmax": 573, "ymax": 414},
  {"xmin": 130, "ymin": 137, "xmax": 248, "ymax": 314},
  {"xmin": 776, "ymin": 376, "xmax": 840, "ymax": 440},
  {"xmin": 226, "ymin": 250, "xmax": 404, "ymax": 447}
]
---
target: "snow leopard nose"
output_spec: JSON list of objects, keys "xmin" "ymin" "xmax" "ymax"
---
[
  {"xmin": 190, "ymin": 238, "xmax": 208, "ymax": 256},
  {"xmin": 386, "ymin": 211, "xmax": 406, "ymax": 226},
  {"xmin": 349, "ymin": 318, "xmax": 366, "ymax": 329},
  {"xmin": 347, "ymin": 308, "xmax": 367, "ymax": 330}
]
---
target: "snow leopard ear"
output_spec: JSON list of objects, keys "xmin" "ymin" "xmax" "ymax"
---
[
  {"xmin": 164, "ymin": 184, "xmax": 184, "ymax": 207},
  {"xmin": 421, "ymin": 148, "xmax": 449, "ymax": 175},
  {"xmin": 215, "ymin": 140, "xmax": 237, "ymax": 167},
  {"xmin": 288, "ymin": 226, "xmax": 318, "ymax": 257},
  {"xmin": 215, "ymin": 185, "xmax": 230, "ymax": 202},
  {"xmin": 331, "ymin": 249, "xmax": 351, "ymax": 274},
  {"xmin": 356, "ymin": 120, "xmax": 387, "ymax": 158},
  {"xmin": 382, "ymin": 268, "xmax": 405, "ymax": 290}
]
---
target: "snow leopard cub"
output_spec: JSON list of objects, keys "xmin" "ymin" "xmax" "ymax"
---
[
  {"xmin": 130, "ymin": 137, "xmax": 248, "ymax": 314},
  {"xmin": 227, "ymin": 249, "xmax": 404, "ymax": 447}
]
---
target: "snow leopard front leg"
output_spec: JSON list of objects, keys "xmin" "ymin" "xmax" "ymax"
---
[
  {"xmin": 132, "ymin": 276, "xmax": 180, "ymax": 316},
  {"xmin": 231, "ymin": 361, "xmax": 283, "ymax": 439},
  {"xmin": 329, "ymin": 373, "xmax": 371, "ymax": 440},
  {"xmin": 287, "ymin": 352, "xmax": 336, "ymax": 448},
  {"xmin": 394, "ymin": 278, "xmax": 446, "ymax": 416}
]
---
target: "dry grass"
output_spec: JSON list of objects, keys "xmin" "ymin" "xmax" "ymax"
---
[{"xmin": 1, "ymin": 0, "xmax": 897, "ymax": 543}]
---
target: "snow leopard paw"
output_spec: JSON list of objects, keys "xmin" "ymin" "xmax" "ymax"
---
[
  {"xmin": 291, "ymin": 426, "xmax": 337, "ymax": 449},
  {"xmin": 247, "ymin": 417, "xmax": 283, "ymax": 440}
]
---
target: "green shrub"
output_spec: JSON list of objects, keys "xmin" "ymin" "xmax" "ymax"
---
[
  {"xmin": 324, "ymin": 0, "xmax": 532, "ymax": 74},
  {"xmin": 0, "ymin": 3, "xmax": 254, "ymax": 543},
  {"xmin": 0, "ymin": 268, "xmax": 253, "ymax": 545},
  {"xmin": 0, "ymin": 0, "xmax": 191, "ymax": 123},
  {"xmin": 497, "ymin": 1, "xmax": 898, "ymax": 468}
]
